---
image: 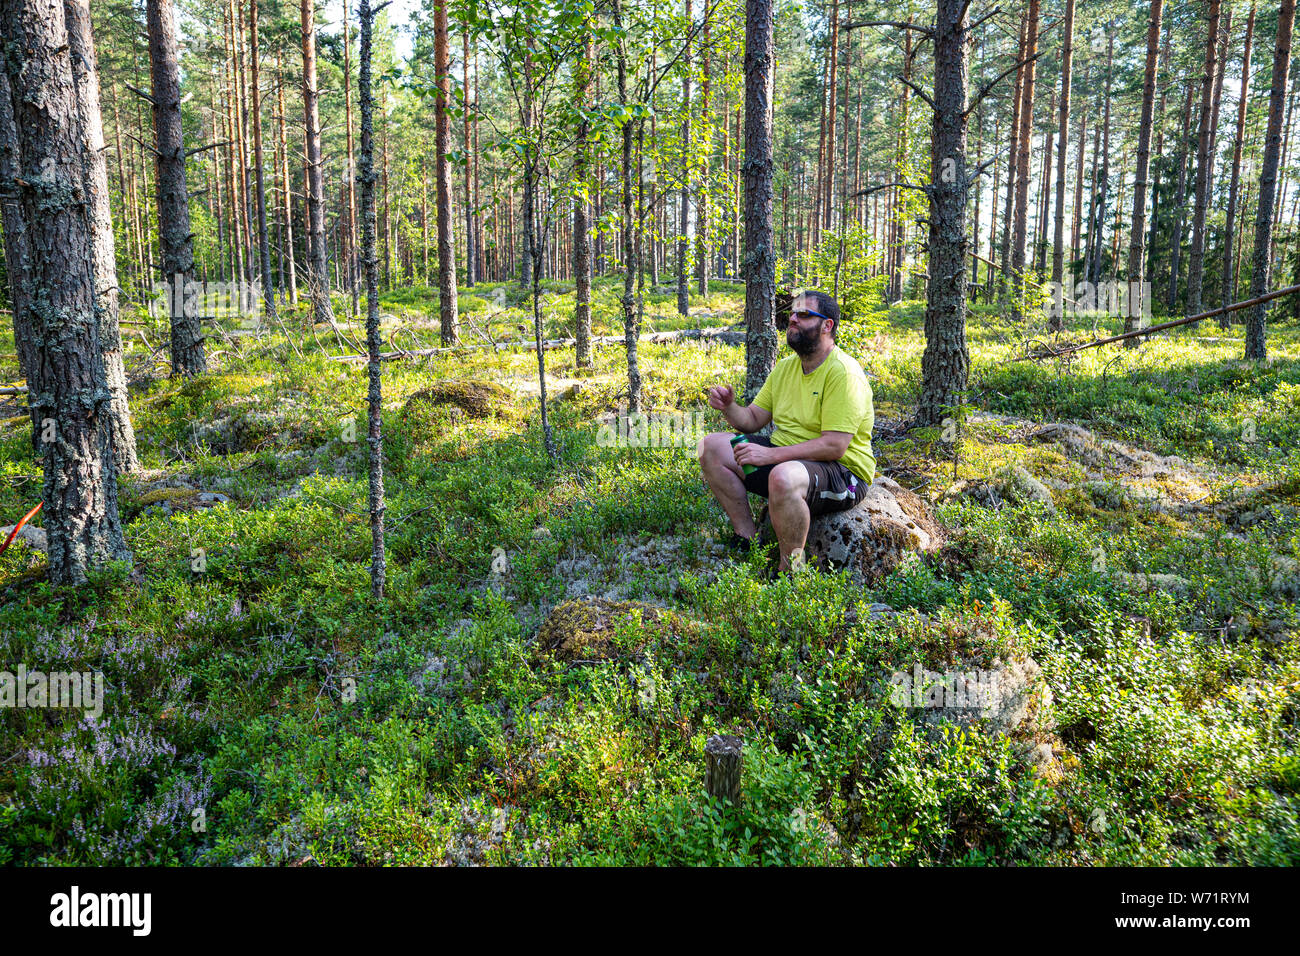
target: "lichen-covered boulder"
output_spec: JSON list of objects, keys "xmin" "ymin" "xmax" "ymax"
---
[
  {"xmin": 873, "ymin": 609, "xmax": 1056, "ymax": 748},
  {"xmin": 761, "ymin": 475, "xmax": 945, "ymax": 584},
  {"xmin": 533, "ymin": 597, "xmax": 698, "ymax": 663},
  {"xmin": 942, "ymin": 463, "xmax": 1056, "ymax": 513},
  {"xmin": 889, "ymin": 656, "xmax": 1052, "ymax": 738}
]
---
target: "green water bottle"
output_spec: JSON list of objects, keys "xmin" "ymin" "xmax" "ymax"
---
[{"xmin": 730, "ymin": 434, "xmax": 757, "ymax": 475}]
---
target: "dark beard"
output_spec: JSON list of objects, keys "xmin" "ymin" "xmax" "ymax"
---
[{"xmin": 787, "ymin": 324, "xmax": 821, "ymax": 357}]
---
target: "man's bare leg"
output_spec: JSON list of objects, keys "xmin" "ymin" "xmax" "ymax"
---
[
  {"xmin": 768, "ymin": 462, "xmax": 811, "ymax": 571},
  {"xmin": 698, "ymin": 432, "xmax": 759, "ymax": 539}
]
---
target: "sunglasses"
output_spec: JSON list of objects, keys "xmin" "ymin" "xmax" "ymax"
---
[{"xmin": 778, "ymin": 307, "xmax": 830, "ymax": 330}]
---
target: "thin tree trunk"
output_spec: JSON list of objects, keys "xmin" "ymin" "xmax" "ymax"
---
[
  {"xmin": 1035, "ymin": 87, "xmax": 1055, "ymax": 275},
  {"xmin": 1223, "ymin": 2, "xmax": 1256, "ymax": 326},
  {"xmin": 1010, "ymin": 0, "xmax": 1039, "ymax": 307},
  {"xmin": 1126, "ymin": 0, "xmax": 1164, "ymax": 338},
  {"xmin": 434, "ymin": 0, "xmax": 458, "ymax": 344},
  {"xmin": 677, "ymin": 0, "xmax": 692, "ymax": 316},
  {"xmin": 999, "ymin": 13, "xmax": 1027, "ymax": 297},
  {"xmin": 1187, "ymin": 0, "xmax": 1222, "ymax": 315},
  {"xmin": 301, "ymin": 0, "xmax": 335, "ymax": 326},
  {"xmin": 918, "ymin": 0, "xmax": 971, "ymax": 428},
  {"xmin": 574, "ymin": 26, "xmax": 593, "ymax": 367},
  {"xmin": 696, "ymin": 12, "xmax": 711, "ymax": 296},
  {"xmin": 1050, "ymin": 0, "xmax": 1074, "ymax": 324},
  {"xmin": 743, "ymin": 0, "xmax": 777, "ymax": 401},
  {"xmin": 1245, "ymin": 0, "xmax": 1296, "ymax": 359},
  {"xmin": 1168, "ymin": 79, "xmax": 1194, "ymax": 310},
  {"xmin": 147, "ymin": 0, "xmax": 205, "ymax": 376},
  {"xmin": 358, "ymin": 0, "xmax": 385, "ymax": 599},
  {"xmin": 250, "ymin": 0, "xmax": 279, "ymax": 329},
  {"xmin": 276, "ymin": 49, "xmax": 298, "ymax": 308}
]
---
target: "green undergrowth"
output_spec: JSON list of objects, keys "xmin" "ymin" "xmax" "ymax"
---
[{"xmin": 1, "ymin": 277, "xmax": 1297, "ymax": 865}]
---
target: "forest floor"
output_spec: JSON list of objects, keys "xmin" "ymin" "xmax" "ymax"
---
[{"xmin": 2, "ymin": 276, "xmax": 1299, "ymax": 864}]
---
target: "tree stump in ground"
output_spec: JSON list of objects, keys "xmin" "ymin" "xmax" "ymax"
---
[{"xmin": 704, "ymin": 734, "xmax": 743, "ymax": 804}]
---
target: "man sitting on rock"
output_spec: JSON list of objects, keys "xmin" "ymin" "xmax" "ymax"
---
[{"xmin": 699, "ymin": 289, "xmax": 876, "ymax": 574}]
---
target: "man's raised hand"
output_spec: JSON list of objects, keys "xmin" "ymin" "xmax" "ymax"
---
[{"xmin": 707, "ymin": 385, "xmax": 735, "ymax": 411}]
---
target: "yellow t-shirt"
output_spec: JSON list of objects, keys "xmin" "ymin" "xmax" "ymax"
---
[{"xmin": 751, "ymin": 345, "xmax": 876, "ymax": 483}]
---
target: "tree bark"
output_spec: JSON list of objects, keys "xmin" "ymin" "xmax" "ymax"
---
[
  {"xmin": 1126, "ymin": 0, "xmax": 1164, "ymax": 336},
  {"xmin": 1187, "ymin": 0, "xmax": 1222, "ymax": 316},
  {"xmin": 917, "ymin": 0, "xmax": 970, "ymax": 429},
  {"xmin": 0, "ymin": 67, "xmax": 41, "ymax": 450},
  {"xmin": 434, "ymin": 0, "xmax": 459, "ymax": 345},
  {"xmin": 743, "ymin": 0, "xmax": 777, "ymax": 402},
  {"xmin": 0, "ymin": 0, "xmax": 132, "ymax": 584},
  {"xmin": 301, "ymin": 0, "xmax": 335, "ymax": 327},
  {"xmin": 1223, "ymin": 2, "xmax": 1256, "ymax": 325},
  {"xmin": 574, "ymin": 26, "xmax": 593, "ymax": 368},
  {"xmin": 358, "ymin": 0, "xmax": 386, "ymax": 599},
  {"xmin": 249, "ymin": 0, "xmax": 279, "ymax": 332},
  {"xmin": 1050, "ymin": 0, "xmax": 1074, "ymax": 318},
  {"xmin": 1010, "ymin": 0, "xmax": 1039, "ymax": 303},
  {"xmin": 1245, "ymin": 0, "xmax": 1296, "ymax": 360},
  {"xmin": 1167, "ymin": 79, "xmax": 1194, "ymax": 311},
  {"xmin": 677, "ymin": 0, "xmax": 693, "ymax": 317},
  {"xmin": 696, "ymin": 12, "xmax": 711, "ymax": 296},
  {"xmin": 63, "ymin": 0, "xmax": 138, "ymax": 471},
  {"xmin": 147, "ymin": 0, "xmax": 205, "ymax": 376}
]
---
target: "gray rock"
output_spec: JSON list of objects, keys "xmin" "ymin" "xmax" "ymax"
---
[
  {"xmin": 1, "ymin": 523, "xmax": 46, "ymax": 553},
  {"xmin": 887, "ymin": 655, "xmax": 1054, "ymax": 738},
  {"xmin": 943, "ymin": 464, "xmax": 1056, "ymax": 513},
  {"xmin": 763, "ymin": 475, "xmax": 944, "ymax": 585}
]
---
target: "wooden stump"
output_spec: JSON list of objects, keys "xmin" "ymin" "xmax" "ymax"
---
[{"xmin": 704, "ymin": 734, "xmax": 743, "ymax": 804}]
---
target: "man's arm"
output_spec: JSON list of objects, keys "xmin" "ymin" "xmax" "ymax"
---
[
  {"xmin": 733, "ymin": 430, "xmax": 852, "ymax": 469},
  {"xmin": 721, "ymin": 400, "xmax": 772, "ymax": 434},
  {"xmin": 708, "ymin": 384, "xmax": 774, "ymax": 433}
]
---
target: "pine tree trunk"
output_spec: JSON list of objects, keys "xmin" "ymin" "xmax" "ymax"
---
[
  {"xmin": 358, "ymin": 0, "xmax": 386, "ymax": 599},
  {"xmin": 1126, "ymin": 0, "xmax": 1164, "ymax": 336},
  {"xmin": 696, "ymin": 13, "xmax": 711, "ymax": 296},
  {"xmin": 249, "ymin": 0, "xmax": 278, "ymax": 329},
  {"xmin": 1088, "ymin": 34, "xmax": 1113, "ymax": 291},
  {"xmin": 574, "ymin": 27, "xmax": 593, "ymax": 368},
  {"xmin": 64, "ymin": 0, "xmax": 138, "ymax": 472},
  {"xmin": 1010, "ymin": 0, "xmax": 1039, "ymax": 305},
  {"xmin": 276, "ymin": 50, "xmax": 298, "ymax": 308},
  {"xmin": 147, "ymin": 0, "xmax": 205, "ymax": 376},
  {"xmin": 1035, "ymin": 87, "xmax": 1054, "ymax": 275},
  {"xmin": 344, "ymin": 9, "xmax": 359, "ymax": 316},
  {"xmin": 917, "ymin": 0, "xmax": 971, "ymax": 429},
  {"xmin": 0, "ymin": 67, "xmax": 42, "ymax": 451},
  {"xmin": 301, "ymin": 0, "xmax": 335, "ymax": 327},
  {"xmin": 0, "ymin": 0, "xmax": 132, "ymax": 584},
  {"xmin": 463, "ymin": 27, "xmax": 476, "ymax": 288},
  {"xmin": 1187, "ymin": 0, "xmax": 1222, "ymax": 316},
  {"xmin": 1245, "ymin": 0, "xmax": 1296, "ymax": 360},
  {"xmin": 743, "ymin": 0, "xmax": 777, "ymax": 402},
  {"xmin": 1167, "ymin": 80, "xmax": 1194, "ymax": 311},
  {"xmin": 434, "ymin": 0, "xmax": 459, "ymax": 345},
  {"xmin": 1050, "ymin": 0, "xmax": 1074, "ymax": 301},
  {"xmin": 614, "ymin": 0, "xmax": 641, "ymax": 412},
  {"xmin": 1223, "ymin": 2, "xmax": 1257, "ymax": 325},
  {"xmin": 998, "ymin": 13, "xmax": 1027, "ymax": 297},
  {"xmin": 677, "ymin": 0, "xmax": 692, "ymax": 317}
]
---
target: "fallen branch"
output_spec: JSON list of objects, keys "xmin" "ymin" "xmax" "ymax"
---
[{"xmin": 1007, "ymin": 283, "xmax": 1300, "ymax": 362}]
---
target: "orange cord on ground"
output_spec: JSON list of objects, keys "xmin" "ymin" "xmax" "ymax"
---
[{"xmin": 0, "ymin": 501, "xmax": 43, "ymax": 557}]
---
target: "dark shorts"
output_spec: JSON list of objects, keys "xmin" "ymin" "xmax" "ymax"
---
[{"xmin": 732, "ymin": 434, "xmax": 868, "ymax": 517}]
